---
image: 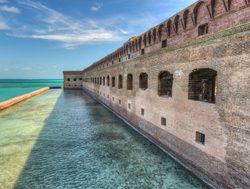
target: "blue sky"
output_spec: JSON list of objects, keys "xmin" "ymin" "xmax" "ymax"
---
[{"xmin": 0, "ymin": 0, "xmax": 196, "ymax": 79}]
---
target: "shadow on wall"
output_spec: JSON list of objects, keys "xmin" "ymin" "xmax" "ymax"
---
[{"xmin": 13, "ymin": 90, "xmax": 210, "ymax": 189}]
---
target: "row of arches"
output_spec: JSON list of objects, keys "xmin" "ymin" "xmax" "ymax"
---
[
  {"xmin": 93, "ymin": 0, "xmax": 247, "ymax": 67},
  {"xmin": 87, "ymin": 68, "xmax": 217, "ymax": 103}
]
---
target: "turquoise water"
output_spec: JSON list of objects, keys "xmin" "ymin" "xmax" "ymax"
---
[
  {"xmin": 0, "ymin": 79, "xmax": 63, "ymax": 101},
  {"xmin": 0, "ymin": 89, "xmax": 210, "ymax": 189}
]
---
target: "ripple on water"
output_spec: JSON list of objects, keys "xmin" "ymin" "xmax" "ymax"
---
[{"xmin": 0, "ymin": 90, "xmax": 211, "ymax": 189}]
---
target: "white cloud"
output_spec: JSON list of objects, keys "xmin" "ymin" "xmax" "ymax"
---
[
  {"xmin": 0, "ymin": 5, "xmax": 20, "ymax": 14},
  {"xmin": 91, "ymin": 3, "xmax": 103, "ymax": 12},
  {"xmin": 0, "ymin": 0, "xmax": 8, "ymax": 3},
  {"xmin": 8, "ymin": 0, "xmax": 123, "ymax": 49},
  {"xmin": 0, "ymin": 20, "xmax": 9, "ymax": 30}
]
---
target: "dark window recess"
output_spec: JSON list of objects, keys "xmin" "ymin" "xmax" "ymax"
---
[
  {"xmin": 128, "ymin": 103, "xmax": 131, "ymax": 109},
  {"xmin": 118, "ymin": 75, "xmax": 123, "ymax": 89},
  {"xmin": 74, "ymin": 78, "xmax": 77, "ymax": 81},
  {"xmin": 67, "ymin": 78, "xmax": 70, "ymax": 82},
  {"xmin": 198, "ymin": 23, "xmax": 208, "ymax": 36},
  {"xmin": 112, "ymin": 77, "xmax": 115, "ymax": 87},
  {"xmin": 119, "ymin": 100, "xmax": 121, "ymax": 105},
  {"xmin": 112, "ymin": 97, "xmax": 114, "ymax": 101},
  {"xmin": 141, "ymin": 108, "xmax": 145, "ymax": 116},
  {"xmin": 107, "ymin": 76, "xmax": 110, "ymax": 86},
  {"xmin": 141, "ymin": 49, "xmax": 145, "ymax": 55},
  {"xmin": 161, "ymin": 117, "xmax": 166, "ymax": 126},
  {"xmin": 103, "ymin": 77, "xmax": 105, "ymax": 86},
  {"xmin": 100, "ymin": 77, "xmax": 102, "ymax": 85},
  {"xmin": 196, "ymin": 132, "xmax": 205, "ymax": 145},
  {"xmin": 112, "ymin": 60, "xmax": 114, "ymax": 65},
  {"xmin": 128, "ymin": 54, "xmax": 131, "ymax": 59},
  {"xmin": 188, "ymin": 68, "xmax": 217, "ymax": 103},
  {"xmin": 127, "ymin": 74, "xmax": 133, "ymax": 90},
  {"xmin": 79, "ymin": 78, "xmax": 82, "ymax": 80},
  {"xmin": 162, "ymin": 40, "xmax": 167, "ymax": 48},
  {"xmin": 119, "ymin": 58, "xmax": 121, "ymax": 62},
  {"xmin": 139, "ymin": 73, "xmax": 148, "ymax": 90},
  {"xmin": 158, "ymin": 71, "xmax": 173, "ymax": 97}
]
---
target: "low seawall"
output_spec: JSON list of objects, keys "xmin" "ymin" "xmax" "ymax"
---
[{"xmin": 0, "ymin": 87, "xmax": 49, "ymax": 111}]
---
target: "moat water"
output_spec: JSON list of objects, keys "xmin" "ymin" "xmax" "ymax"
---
[{"xmin": 0, "ymin": 89, "xmax": 210, "ymax": 189}]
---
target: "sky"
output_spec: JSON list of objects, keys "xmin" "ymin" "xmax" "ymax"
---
[{"xmin": 0, "ymin": 0, "xmax": 197, "ymax": 79}]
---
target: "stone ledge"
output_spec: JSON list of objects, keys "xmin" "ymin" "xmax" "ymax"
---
[{"xmin": 0, "ymin": 87, "xmax": 49, "ymax": 111}]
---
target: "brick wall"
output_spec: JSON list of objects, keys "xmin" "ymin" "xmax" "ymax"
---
[
  {"xmin": 80, "ymin": 23, "xmax": 250, "ymax": 188},
  {"xmin": 83, "ymin": 0, "xmax": 250, "ymax": 72},
  {"xmin": 63, "ymin": 71, "xmax": 83, "ymax": 89}
]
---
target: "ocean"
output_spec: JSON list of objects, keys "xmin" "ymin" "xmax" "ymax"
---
[{"xmin": 0, "ymin": 79, "xmax": 63, "ymax": 101}]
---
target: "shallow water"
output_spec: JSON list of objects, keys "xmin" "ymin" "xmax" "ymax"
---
[
  {"xmin": 0, "ymin": 79, "xmax": 63, "ymax": 101},
  {"xmin": 0, "ymin": 89, "xmax": 210, "ymax": 189}
]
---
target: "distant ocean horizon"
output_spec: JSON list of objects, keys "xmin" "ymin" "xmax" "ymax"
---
[{"xmin": 0, "ymin": 79, "xmax": 63, "ymax": 101}]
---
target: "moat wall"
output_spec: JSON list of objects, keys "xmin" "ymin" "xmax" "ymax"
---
[{"xmin": 81, "ymin": 23, "xmax": 250, "ymax": 189}]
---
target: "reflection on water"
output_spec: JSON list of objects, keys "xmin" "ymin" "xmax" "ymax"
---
[{"xmin": 0, "ymin": 89, "xmax": 210, "ymax": 189}]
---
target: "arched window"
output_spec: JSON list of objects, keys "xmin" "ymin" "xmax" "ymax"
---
[
  {"xmin": 100, "ymin": 77, "xmax": 102, "ymax": 85},
  {"xmin": 127, "ymin": 74, "xmax": 133, "ymax": 90},
  {"xmin": 188, "ymin": 68, "xmax": 217, "ymax": 103},
  {"xmin": 107, "ymin": 76, "xmax": 110, "ymax": 86},
  {"xmin": 118, "ymin": 75, "xmax": 123, "ymax": 89},
  {"xmin": 158, "ymin": 71, "xmax": 173, "ymax": 97},
  {"xmin": 112, "ymin": 76, "xmax": 115, "ymax": 87},
  {"xmin": 139, "ymin": 73, "xmax": 148, "ymax": 90},
  {"xmin": 103, "ymin": 76, "xmax": 105, "ymax": 86}
]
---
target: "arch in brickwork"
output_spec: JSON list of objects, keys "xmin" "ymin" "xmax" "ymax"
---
[
  {"xmin": 158, "ymin": 24, "xmax": 164, "ymax": 41},
  {"xmin": 183, "ymin": 9, "xmax": 189, "ymax": 29},
  {"xmin": 193, "ymin": 1, "xmax": 205, "ymax": 25},
  {"xmin": 153, "ymin": 28, "xmax": 157, "ymax": 43},
  {"xmin": 166, "ymin": 20, "xmax": 172, "ymax": 37},
  {"xmin": 174, "ymin": 15, "xmax": 180, "ymax": 33},
  {"xmin": 193, "ymin": 1, "xmax": 210, "ymax": 26},
  {"xmin": 143, "ymin": 34, "xmax": 147, "ymax": 47},
  {"xmin": 211, "ymin": 0, "xmax": 228, "ymax": 16},
  {"xmin": 148, "ymin": 31, "xmax": 151, "ymax": 45},
  {"xmin": 138, "ymin": 36, "xmax": 142, "ymax": 49}
]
